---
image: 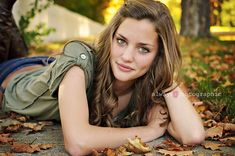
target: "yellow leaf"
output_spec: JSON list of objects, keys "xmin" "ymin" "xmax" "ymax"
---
[
  {"xmin": 156, "ymin": 149, "xmax": 193, "ymax": 156},
  {"xmin": 202, "ymin": 141, "xmax": 225, "ymax": 151}
]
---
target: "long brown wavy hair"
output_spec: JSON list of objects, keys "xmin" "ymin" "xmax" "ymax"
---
[{"xmin": 89, "ymin": 0, "xmax": 182, "ymax": 127}]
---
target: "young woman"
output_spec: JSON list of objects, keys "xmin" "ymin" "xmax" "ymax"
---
[{"xmin": 0, "ymin": 0, "xmax": 205, "ymax": 155}]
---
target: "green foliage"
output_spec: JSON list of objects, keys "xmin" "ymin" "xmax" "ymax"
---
[
  {"xmin": 161, "ymin": 0, "xmax": 181, "ymax": 32},
  {"xmin": 181, "ymin": 38, "xmax": 235, "ymax": 118},
  {"xmin": 221, "ymin": 0, "xmax": 235, "ymax": 27},
  {"xmin": 54, "ymin": 0, "xmax": 110, "ymax": 24},
  {"xmin": 19, "ymin": 0, "xmax": 56, "ymax": 46}
]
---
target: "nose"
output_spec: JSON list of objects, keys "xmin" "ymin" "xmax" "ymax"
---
[{"xmin": 121, "ymin": 46, "xmax": 134, "ymax": 62}]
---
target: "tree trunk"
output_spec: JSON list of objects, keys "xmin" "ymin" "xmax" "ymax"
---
[
  {"xmin": 0, "ymin": 0, "xmax": 28, "ymax": 63},
  {"xmin": 180, "ymin": 0, "xmax": 211, "ymax": 37}
]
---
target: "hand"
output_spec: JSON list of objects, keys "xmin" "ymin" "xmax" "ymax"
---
[{"xmin": 147, "ymin": 104, "xmax": 169, "ymax": 137}]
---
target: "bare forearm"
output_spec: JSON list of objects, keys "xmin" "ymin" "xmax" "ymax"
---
[
  {"xmin": 67, "ymin": 124, "xmax": 163, "ymax": 155},
  {"xmin": 82, "ymin": 125, "xmax": 157, "ymax": 150},
  {"xmin": 164, "ymin": 87, "xmax": 205, "ymax": 144}
]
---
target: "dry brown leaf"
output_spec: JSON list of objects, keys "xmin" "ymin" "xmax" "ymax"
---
[
  {"xmin": 2, "ymin": 124, "xmax": 22, "ymax": 133},
  {"xmin": 204, "ymin": 119, "xmax": 217, "ymax": 128},
  {"xmin": 0, "ymin": 152, "xmax": 13, "ymax": 156},
  {"xmin": 104, "ymin": 148, "xmax": 116, "ymax": 156},
  {"xmin": 23, "ymin": 123, "xmax": 45, "ymax": 131},
  {"xmin": 155, "ymin": 139, "xmax": 193, "ymax": 152},
  {"xmin": 0, "ymin": 133, "xmax": 14, "ymax": 144},
  {"xmin": 38, "ymin": 144, "xmax": 54, "ymax": 150},
  {"xmin": 217, "ymin": 123, "xmax": 235, "ymax": 131},
  {"xmin": 201, "ymin": 141, "xmax": 225, "ymax": 151},
  {"xmin": 156, "ymin": 149, "xmax": 193, "ymax": 156},
  {"xmin": 219, "ymin": 136, "xmax": 235, "ymax": 146},
  {"xmin": 222, "ymin": 79, "xmax": 233, "ymax": 87},
  {"xmin": 224, "ymin": 54, "xmax": 234, "ymax": 64},
  {"xmin": 38, "ymin": 121, "xmax": 54, "ymax": 126},
  {"xmin": 116, "ymin": 146, "xmax": 133, "ymax": 156},
  {"xmin": 203, "ymin": 110, "xmax": 214, "ymax": 119},
  {"xmin": 221, "ymin": 116, "xmax": 230, "ymax": 123},
  {"xmin": 206, "ymin": 125, "xmax": 223, "ymax": 139},
  {"xmin": 11, "ymin": 143, "xmax": 54, "ymax": 153},
  {"xmin": 15, "ymin": 116, "xmax": 27, "ymax": 122},
  {"xmin": 125, "ymin": 136, "xmax": 152, "ymax": 154},
  {"xmin": 11, "ymin": 143, "xmax": 39, "ymax": 153},
  {"xmin": 210, "ymin": 72, "xmax": 221, "ymax": 80}
]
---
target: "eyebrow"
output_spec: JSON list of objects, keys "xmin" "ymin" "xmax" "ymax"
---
[{"xmin": 116, "ymin": 33, "xmax": 155, "ymax": 48}]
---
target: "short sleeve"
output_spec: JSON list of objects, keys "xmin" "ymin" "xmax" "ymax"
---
[{"xmin": 48, "ymin": 40, "xmax": 94, "ymax": 97}]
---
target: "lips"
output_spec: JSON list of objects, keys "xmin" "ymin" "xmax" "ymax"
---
[{"xmin": 117, "ymin": 62, "xmax": 134, "ymax": 72}]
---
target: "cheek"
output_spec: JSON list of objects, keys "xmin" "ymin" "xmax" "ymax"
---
[{"xmin": 137, "ymin": 55, "xmax": 156, "ymax": 70}]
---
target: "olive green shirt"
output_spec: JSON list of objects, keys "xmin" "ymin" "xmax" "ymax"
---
[{"xmin": 2, "ymin": 41, "xmax": 95, "ymax": 121}]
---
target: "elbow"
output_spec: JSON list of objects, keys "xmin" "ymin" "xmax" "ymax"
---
[
  {"xmin": 64, "ymin": 141, "xmax": 91, "ymax": 156},
  {"xmin": 181, "ymin": 129, "xmax": 206, "ymax": 145}
]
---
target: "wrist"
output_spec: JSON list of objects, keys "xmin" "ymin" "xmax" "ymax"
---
[{"xmin": 162, "ymin": 82, "xmax": 178, "ymax": 95}]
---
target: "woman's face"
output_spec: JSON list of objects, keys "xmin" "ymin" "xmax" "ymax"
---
[{"xmin": 110, "ymin": 18, "xmax": 158, "ymax": 84}]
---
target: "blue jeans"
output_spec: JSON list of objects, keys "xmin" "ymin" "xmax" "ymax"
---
[{"xmin": 0, "ymin": 56, "xmax": 55, "ymax": 93}]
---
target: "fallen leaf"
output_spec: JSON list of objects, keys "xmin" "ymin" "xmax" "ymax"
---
[
  {"xmin": 0, "ymin": 152, "xmax": 13, "ymax": 156},
  {"xmin": 23, "ymin": 123, "xmax": 45, "ymax": 131},
  {"xmin": 11, "ymin": 143, "xmax": 39, "ymax": 153},
  {"xmin": 204, "ymin": 119, "xmax": 217, "ymax": 128},
  {"xmin": 219, "ymin": 63, "xmax": 229, "ymax": 70},
  {"xmin": 2, "ymin": 124, "xmax": 22, "ymax": 133},
  {"xmin": 206, "ymin": 125, "xmax": 223, "ymax": 139},
  {"xmin": 219, "ymin": 136, "xmax": 235, "ymax": 146},
  {"xmin": 11, "ymin": 143, "xmax": 54, "ymax": 153},
  {"xmin": 210, "ymin": 72, "xmax": 221, "ymax": 81},
  {"xmin": 217, "ymin": 123, "xmax": 235, "ymax": 131},
  {"xmin": 222, "ymin": 79, "xmax": 233, "ymax": 87},
  {"xmin": 116, "ymin": 146, "xmax": 133, "ymax": 156},
  {"xmin": 155, "ymin": 139, "xmax": 193, "ymax": 152},
  {"xmin": 224, "ymin": 54, "xmax": 234, "ymax": 64},
  {"xmin": 38, "ymin": 121, "xmax": 54, "ymax": 126},
  {"xmin": 203, "ymin": 110, "xmax": 214, "ymax": 119},
  {"xmin": 126, "ymin": 136, "xmax": 152, "ymax": 154},
  {"xmin": 16, "ymin": 116, "xmax": 27, "ymax": 122},
  {"xmin": 201, "ymin": 141, "xmax": 225, "ymax": 150},
  {"xmin": 0, "ymin": 133, "xmax": 14, "ymax": 144},
  {"xmin": 156, "ymin": 149, "xmax": 193, "ymax": 156},
  {"xmin": 104, "ymin": 148, "xmax": 116, "ymax": 156},
  {"xmin": 38, "ymin": 144, "xmax": 54, "ymax": 150}
]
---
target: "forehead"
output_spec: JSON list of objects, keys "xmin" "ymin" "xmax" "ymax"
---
[{"xmin": 116, "ymin": 18, "xmax": 158, "ymax": 44}]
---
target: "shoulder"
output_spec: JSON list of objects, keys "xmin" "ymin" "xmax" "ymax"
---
[{"xmin": 62, "ymin": 40, "xmax": 94, "ymax": 60}]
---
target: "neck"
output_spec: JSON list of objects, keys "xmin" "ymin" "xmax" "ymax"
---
[{"xmin": 113, "ymin": 80, "xmax": 134, "ymax": 96}]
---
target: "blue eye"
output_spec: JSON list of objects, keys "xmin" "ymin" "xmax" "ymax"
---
[
  {"xmin": 117, "ymin": 38, "xmax": 127, "ymax": 46},
  {"xmin": 139, "ymin": 47, "xmax": 150, "ymax": 54}
]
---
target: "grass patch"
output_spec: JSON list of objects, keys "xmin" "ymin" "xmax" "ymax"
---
[{"xmin": 180, "ymin": 37, "xmax": 235, "ymax": 119}]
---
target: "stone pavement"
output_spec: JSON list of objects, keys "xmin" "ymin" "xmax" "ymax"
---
[{"xmin": 0, "ymin": 113, "xmax": 234, "ymax": 156}]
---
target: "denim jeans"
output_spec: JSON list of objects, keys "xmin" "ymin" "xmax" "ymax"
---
[{"xmin": 0, "ymin": 56, "xmax": 55, "ymax": 93}]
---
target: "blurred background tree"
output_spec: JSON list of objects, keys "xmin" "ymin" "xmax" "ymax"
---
[
  {"xmin": 54, "ymin": 0, "xmax": 235, "ymax": 38},
  {"xmin": 180, "ymin": 0, "xmax": 210, "ymax": 37}
]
